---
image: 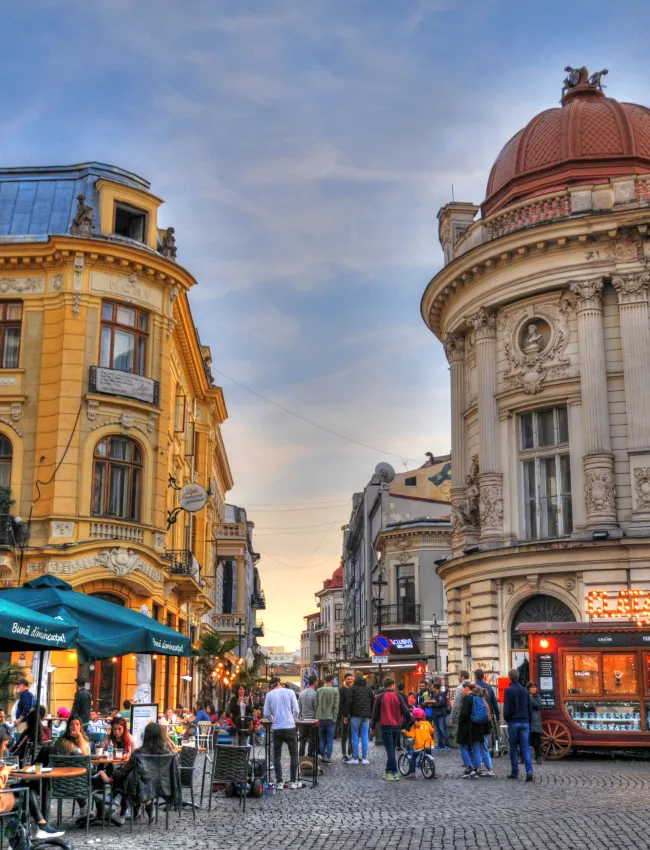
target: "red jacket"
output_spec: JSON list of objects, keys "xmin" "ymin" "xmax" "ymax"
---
[{"xmin": 373, "ymin": 691, "xmax": 409, "ymax": 728}]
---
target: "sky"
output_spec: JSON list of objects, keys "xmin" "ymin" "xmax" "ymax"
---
[{"xmin": 2, "ymin": 0, "xmax": 649, "ymax": 648}]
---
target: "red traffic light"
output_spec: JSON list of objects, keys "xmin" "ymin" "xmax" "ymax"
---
[{"xmin": 415, "ymin": 663, "xmax": 426, "ymax": 676}]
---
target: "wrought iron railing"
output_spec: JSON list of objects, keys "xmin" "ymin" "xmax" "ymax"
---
[
  {"xmin": 374, "ymin": 603, "xmax": 421, "ymax": 626},
  {"xmin": 161, "ymin": 549, "xmax": 196, "ymax": 576}
]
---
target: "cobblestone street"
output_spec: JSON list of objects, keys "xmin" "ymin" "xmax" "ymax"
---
[{"xmin": 77, "ymin": 747, "xmax": 650, "ymax": 850}]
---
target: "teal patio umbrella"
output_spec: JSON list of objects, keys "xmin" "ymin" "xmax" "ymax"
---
[
  {"xmin": 0, "ymin": 595, "xmax": 79, "ymax": 652},
  {"xmin": 0, "ymin": 575, "xmax": 190, "ymax": 662}
]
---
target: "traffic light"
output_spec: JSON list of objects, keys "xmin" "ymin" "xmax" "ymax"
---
[{"xmin": 414, "ymin": 663, "xmax": 426, "ymax": 676}]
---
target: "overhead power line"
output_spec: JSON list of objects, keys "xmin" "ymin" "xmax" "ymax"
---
[
  {"xmin": 249, "ymin": 502, "xmax": 349, "ymax": 512},
  {"xmin": 253, "ymin": 518, "xmax": 347, "ymax": 531},
  {"xmin": 212, "ymin": 366, "xmax": 421, "ymax": 464}
]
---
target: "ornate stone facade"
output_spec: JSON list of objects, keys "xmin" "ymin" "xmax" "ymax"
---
[{"xmin": 421, "ymin": 69, "xmax": 650, "ymax": 675}]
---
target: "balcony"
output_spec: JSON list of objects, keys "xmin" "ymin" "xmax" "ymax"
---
[
  {"xmin": 374, "ymin": 603, "xmax": 421, "ymax": 627},
  {"xmin": 314, "ymin": 654, "xmax": 323, "ymax": 662},
  {"xmin": 161, "ymin": 549, "xmax": 198, "ymax": 576},
  {"xmin": 251, "ymin": 590, "xmax": 266, "ymax": 610},
  {"xmin": 90, "ymin": 520, "xmax": 144, "ymax": 544},
  {"xmin": 313, "ymin": 620, "xmax": 327, "ymax": 633},
  {"xmin": 214, "ymin": 522, "xmax": 246, "ymax": 539},
  {"xmin": 211, "ymin": 613, "xmax": 238, "ymax": 632},
  {"xmin": 253, "ymin": 623, "xmax": 265, "ymax": 638}
]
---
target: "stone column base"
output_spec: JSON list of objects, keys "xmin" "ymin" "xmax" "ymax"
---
[
  {"xmin": 479, "ymin": 472, "xmax": 503, "ymax": 542},
  {"xmin": 583, "ymin": 453, "xmax": 618, "ymax": 529}
]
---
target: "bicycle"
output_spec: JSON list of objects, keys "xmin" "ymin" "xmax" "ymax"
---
[{"xmin": 397, "ymin": 735, "xmax": 436, "ymax": 779}]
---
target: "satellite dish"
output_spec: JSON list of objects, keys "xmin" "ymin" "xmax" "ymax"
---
[{"xmin": 375, "ymin": 462, "xmax": 395, "ymax": 483}]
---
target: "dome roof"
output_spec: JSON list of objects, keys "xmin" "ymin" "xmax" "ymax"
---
[{"xmin": 483, "ymin": 68, "xmax": 650, "ymax": 217}]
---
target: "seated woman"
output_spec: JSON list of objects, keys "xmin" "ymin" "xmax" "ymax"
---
[
  {"xmin": 101, "ymin": 716, "xmax": 135, "ymax": 758},
  {"xmin": 112, "ymin": 722, "xmax": 176, "ymax": 821},
  {"xmin": 51, "ymin": 707, "xmax": 70, "ymax": 738},
  {"xmin": 164, "ymin": 708, "xmax": 179, "ymax": 725},
  {"xmin": 10, "ymin": 706, "xmax": 51, "ymax": 763},
  {"xmin": 0, "ymin": 761, "xmax": 65, "ymax": 841}
]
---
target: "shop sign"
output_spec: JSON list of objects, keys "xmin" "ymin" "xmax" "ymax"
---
[
  {"xmin": 90, "ymin": 366, "xmax": 159, "ymax": 406},
  {"xmin": 587, "ymin": 589, "xmax": 650, "ymax": 625},
  {"xmin": 537, "ymin": 653, "xmax": 555, "ymax": 708},
  {"xmin": 178, "ymin": 483, "xmax": 208, "ymax": 513},
  {"xmin": 371, "ymin": 655, "xmax": 388, "ymax": 664},
  {"xmin": 384, "ymin": 629, "xmax": 421, "ymax": 655},
  {"xmin": 579, "ymin": 632, "xmax": 650, "ymax": 647}
]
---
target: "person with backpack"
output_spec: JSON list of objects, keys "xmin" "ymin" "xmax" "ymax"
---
[
  {"xmin": 345, "ymin": 675, "xmax": 374, "ymax": 765},
  {"xmin": 456, "ymin": 681, "xmax": 485, "ymax": 778},
  {"xmin": 471, "ymin": 687, "xmax": 495, "ymax": 776}
]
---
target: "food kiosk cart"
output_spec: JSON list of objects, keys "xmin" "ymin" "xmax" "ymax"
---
[{"xmin": 517, "ymin": 621, "xmax": 650, "ymax": 759}]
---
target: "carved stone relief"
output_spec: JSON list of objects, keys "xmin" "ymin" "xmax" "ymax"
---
[
  {"xmin": 634, "ymin": 467, "xmax": 650, "ymax": 509},
  {"xmin": 10, "ymin": 403, "xmax": 21, "ymax": 422},
  {"xmin": 606, "ymin": 229, "xmax": 644, "ymax": 264},
  {"xmin": 479, "ymin": 483, "xmax": 504, "ymax": 528},
  {"xmin": 46, "ymin": 548, "xmax": 163, "ymax": 584},
  {"xmin": 50, "ymin": 521, "xmax": 75, "ymax": 538},
  {"xmin": 452, "ymin": 455, "xmax": 480, "ymax": 531},
  {"xmin": 49, "ymin": 274, "xmax": 64, "ymax": 292},
  {"xmin": 86, "ymin": 399, "xmax": 99, "ymax": 421},
  {"xmin": 500, "ymin": 294, "xmax": 575, "ymax": 394},
  {"xmin": 612, "ymin": 272, "xmax": 650, "ymax": 305},
  {"xmin": 0, "ymin": 277, "xmax": 45, "ymax": 295},
  {"xmin": 584, "ymin": 468, "xmax": 616, "ymax": 515}
]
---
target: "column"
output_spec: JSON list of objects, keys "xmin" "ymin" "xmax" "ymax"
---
[
  {"xmin": 612, "ymin": 271, "xmax": 650, "ymax": 530},
  {"xmin": 467, "ymin": 307, "xmax": 503, "ymax": 542},
  {"xmin": 570, "ymin": 278, "xmax": 617, "ymax": 528},
  {"xmin": 444, "ymin": 333, "xmax": 476, "ymax": 549}
]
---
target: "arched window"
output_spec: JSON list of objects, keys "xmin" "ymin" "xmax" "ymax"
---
[
  {"xmin": 511, "ymin": 593, "xmax": 576, "ymax": 649},
  {"xmin": 0, "ymin": 435, "xmax": 11, "ymax": 488},
  {"xmin": 92, "ymin": 436, "xmax": 142, "ymax": 521}
]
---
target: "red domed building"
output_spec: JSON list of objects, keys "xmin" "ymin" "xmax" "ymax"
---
[{"xmin": 422, "ymin": 68, "xmax": 650, "ymax": 685}]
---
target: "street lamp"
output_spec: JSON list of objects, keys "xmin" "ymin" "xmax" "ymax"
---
[
  {"xmin": 372, "ymin": 569, "xmax": 388, "ymax": 632},
  {"xmin": 430, "ymin": 616, "xmax": 442, "ymax": 673},
  {"xmin": 235, "ymin": 617, "xmax": 245, "ymax": 658}
]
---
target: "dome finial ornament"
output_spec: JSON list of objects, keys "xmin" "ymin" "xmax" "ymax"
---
[{"xmin": 561, "ymin": 65, "xmax": 608, "ymax": 104}]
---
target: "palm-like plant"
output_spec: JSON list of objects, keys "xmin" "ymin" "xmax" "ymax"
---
[
  {"xmin": 192, "ymin": 630, "xmax": 238, "ymax": 704},
  {"xmin": 232, "ymin": 661, "xmax": 260, "ymax": 691}
]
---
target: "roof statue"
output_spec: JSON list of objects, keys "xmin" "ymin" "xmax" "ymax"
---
[
  {"xmin": 70, "ymin": 193, "xmax": 94, "ymax": 237},
  {"xmin": 561, "ymin": 65, "xmax": 608, "ymax": 102}
]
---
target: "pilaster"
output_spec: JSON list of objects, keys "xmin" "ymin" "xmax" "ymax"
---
[
  {"xmin": 467, "ymin": 308, "xmax": 503, "ymax": 542},
  {"xmin": 444, "ymin": 334, "xmax": 474, "ymax": 550},
  {"xmin": 570, "ymin": 278, "xmax": 618, "ymax": 529},
  {"xmin": 613, "ymin": 272, "xmax": 650, "ymax": 531}
]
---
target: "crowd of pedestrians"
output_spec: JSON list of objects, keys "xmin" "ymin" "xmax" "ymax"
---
[{"xmin": 278, "ymin": 666, "xmax": 543, "ymax": 783}]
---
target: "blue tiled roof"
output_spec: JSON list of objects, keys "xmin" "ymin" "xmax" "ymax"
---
[{"xmin": 0, "ymin": 163, "xmax": 150, "ymax": 240}]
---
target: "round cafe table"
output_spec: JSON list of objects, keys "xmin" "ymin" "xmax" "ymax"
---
[{"xmin": 10, "ymin": 767, "xmax": 87, "ymax": 850}]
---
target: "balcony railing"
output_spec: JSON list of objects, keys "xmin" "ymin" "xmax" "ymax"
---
[
  {"xmin": 374, "ymin": 603, "xmax": 421, "ymax": 627},
  {"xmin": 212, "ymin": 613, "xmax": 238, "ymax": 631},
  {"xmin": 90, "ymin": 521, "xmax": 144, "ymax": 544},
  {"xmin": 161, "ymin": 549, "xmax": 199, "ymax": 577},
  {"xmin": 253, "ymin": 623, "xmax": 265, "ymax": 637},
  {"xmin": 313, "ymin": 654, "xmax": 323, "ymax": 662},
  {"xmin": 251, "ymin": 590, "xmax": 266, "ymax": 610},
  {"xmin": 214, "ymin": 522, "xmax": 246, "ymax": 539}
]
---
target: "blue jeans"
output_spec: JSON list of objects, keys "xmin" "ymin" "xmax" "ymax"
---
[
  {"xmin": 350, "ymin": 717, "xmax": 369, "ymax": 760},
  {"xmin": 508, "ymin": 721, "xmax": 533, "ymax": 776},
  {"xmin": 434, "ymin": 714, "xmax": 450, "ymax": 748},
  {"xmin": 319, "ymin": 719, "xmax": 335, "ymax": 759},
  {"xmin": 381, "ymin": 726, "xmax": 400, "ymax": 773},
  {"xmin": 472, "ymin": 739, "xmax": 492, "ymax": 770},
  {"xmin": 458, "ymin": 742, "xmax": 475, "ymax": 770}
]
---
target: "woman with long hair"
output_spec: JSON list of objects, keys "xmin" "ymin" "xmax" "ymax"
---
[
  {"xmin": 101, "ymin": 716, "xmax": 135, "ymax": 756},
  {"xmin": 112, "ymin": 722, "xmax": 175, "ymax": 820},
  {"xmin": 53, "ymin": 715, "xmax": 90, "ymax": 755},
  {"xmin": 228, "ymin": 685, "xmax": 254, "ymax": 726}
]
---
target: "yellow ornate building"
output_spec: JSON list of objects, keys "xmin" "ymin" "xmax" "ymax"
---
[{"xmin": 0, "ymin": 162, "xmax": 243, "ymax": 712}]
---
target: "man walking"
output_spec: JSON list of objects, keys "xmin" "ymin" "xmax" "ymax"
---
[
  {"xmin": 430, "ymin": 680, "xmax": 450, "ymax": 750},
  {"xmin": 263, "ymin": 676, "xmax": 300, "ymax": 789},
  {"xmin": 372, "ymin": 678, "xmax": 411, "ymax": 780},
  {"xmin": 503, "ymin": 668, "xmax": 534, "ymax": 782},
  {"xmin": 71, "ymin": 677, "xmax": 92, "ymax": 725},
  {"xmin": 15, "ymin": 680, "xmax": 36, "ymax": 731},
  {"xmin": 298, "ymin": 675, "xmax": 318, "ymax": 758},
  {"xmin": 315, "ymin": 675, "xmax": 339, "ymax": 763},
  {"xmin": 448, "ymin": 669, "xmax": 470, "ymax": 748},
  {"xmin": 346, "ymin": 674, "xmax": 374, "ymax": 765},
  {"xmin": 338, "ymin": 672, "xmax": 354, "ymax": 760}
]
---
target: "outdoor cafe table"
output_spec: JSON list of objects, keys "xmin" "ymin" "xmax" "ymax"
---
[{"xmin": 11, "ymin": 766, "xmax": 88, "ymax": 825}]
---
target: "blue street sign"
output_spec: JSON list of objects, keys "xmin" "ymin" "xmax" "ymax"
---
[{"xmin": 370, "ymin": 633, "xmax": 390, "ymax": 656}]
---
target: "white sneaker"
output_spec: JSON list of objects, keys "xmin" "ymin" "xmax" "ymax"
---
[
  {"xmin": 360, "ymin": 758, "xmax": 370, "ymax": 764},
  {"xmin": 35, "ymin": 826, "xmax": 65, "ymax": 840},
  {"xmin": 345, "ymin": 758, "xmax": 359, "ymax": 765},
  {"xmin": 288, "ymin": 781, "xmax": 302, "ymax": 790}
]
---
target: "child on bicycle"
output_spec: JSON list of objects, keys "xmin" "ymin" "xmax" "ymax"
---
[{"xmin": 403, "ymin": 707, "xmax": 435, "ymax": 778}]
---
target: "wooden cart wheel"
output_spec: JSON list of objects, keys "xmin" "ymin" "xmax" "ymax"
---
[{"xmin": 541, "ymin": 720, "xmax": 572, "ymax": 760}]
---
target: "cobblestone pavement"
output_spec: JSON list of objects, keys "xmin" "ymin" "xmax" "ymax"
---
[{"xmin": 64, "ymin": 746, "xmax": 650, "ymax": 850}]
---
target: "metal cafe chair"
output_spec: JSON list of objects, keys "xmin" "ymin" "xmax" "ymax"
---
[
  {"xmin": 208, "ymin": 746, "xmax": 251, "ymax": 813},
  {"xmin": 49, "ymin": 754, "xmax": 93, "ymax": 834}
]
